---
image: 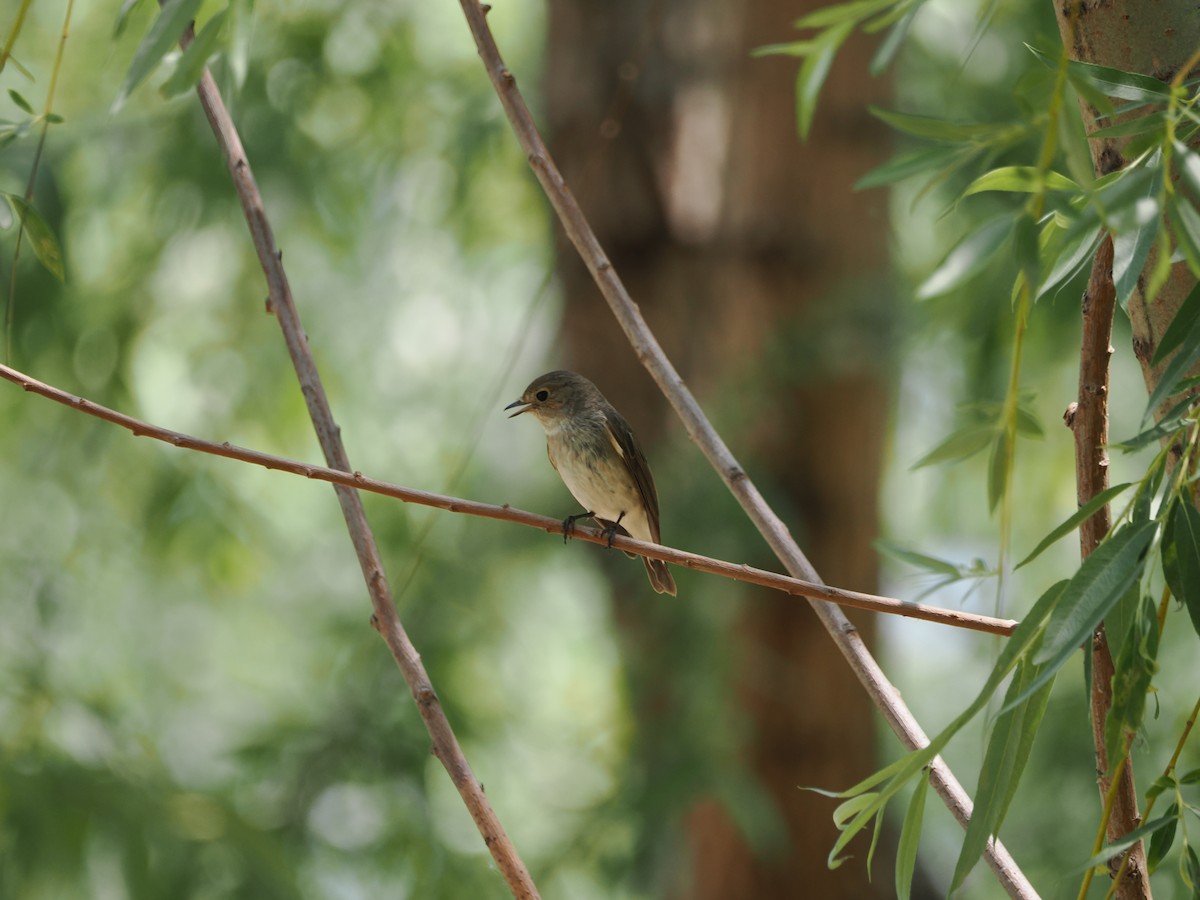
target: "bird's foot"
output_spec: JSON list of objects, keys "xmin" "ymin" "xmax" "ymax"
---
[
  {"xmin": 600, "ymin": 512, "xmax": 626, "ymax": 549},
  {"xmin": 561, "ymin": 512, "xmax": 593, "ymax": 543},
  {"xmin": 600, "ymin": 522, "xmax": 619, "ymax": 549}
]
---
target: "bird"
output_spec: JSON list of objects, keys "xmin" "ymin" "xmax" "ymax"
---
[{"xmin": 506, "ymin": 370, "xmax": 677, "ymax": 595}]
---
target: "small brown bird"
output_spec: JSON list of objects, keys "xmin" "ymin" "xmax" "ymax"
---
[{"xmin": 506, "ymin": 370, "xmax": 677, "ymax": 595}]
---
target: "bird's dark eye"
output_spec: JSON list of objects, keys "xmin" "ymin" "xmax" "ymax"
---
[{"xmin": 536, "ymin": 389, "xmax": 549, "ymax": 401}]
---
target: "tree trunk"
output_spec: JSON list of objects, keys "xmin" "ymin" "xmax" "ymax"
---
[
  {"xmin": 545, "ymin": 1, "xmax": 901, "ymax": 895},
  {"xmin": 1055, "ymin": 1, "xmax": 1200, "ymax": 428}
]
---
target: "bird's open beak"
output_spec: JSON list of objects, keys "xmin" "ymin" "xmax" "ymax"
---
[{"xmin": 505, "ymin": 399, "xmax": 531, "ymax": 418}]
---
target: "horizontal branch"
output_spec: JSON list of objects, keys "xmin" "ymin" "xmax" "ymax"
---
[{"xmin": 0, "ymin": 362, "xmax": 1017, "ymax": 637}]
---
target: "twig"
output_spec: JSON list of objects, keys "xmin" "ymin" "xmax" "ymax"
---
[
  {"xmin": 1068, "ymin": 236, "xmax": 1150, "ymax": 899},
  {"xmin": 182, "ymin": 48, "xmax": 540, "ymax": 900},
  {"xmin": 0, "ymin": 361, "xmax": 1018, "ymax": 637},
  {"xmin": 454, "ymin": 1, "xmax": 1037, "ymax": 896}
]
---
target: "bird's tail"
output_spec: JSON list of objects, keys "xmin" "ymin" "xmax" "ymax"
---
[{"xmin": 644, "ymin": 557, "xmax": 677, "ymax": 596}]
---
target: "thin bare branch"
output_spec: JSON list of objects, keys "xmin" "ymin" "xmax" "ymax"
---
[
  {"xmin": 0, "ymin": 361, "xmax": 1018, "ymax": 638},
  {"xmin": 1069, "ymin": 237, "xmax": 1151, "ymax": 899},
  {"xmin": 181, "ymin": 46, "xmax": 539, "ymax": 900},
  {"xmin": 454, "ymin": 1, "xmax": 1037, "ymax": 896}
]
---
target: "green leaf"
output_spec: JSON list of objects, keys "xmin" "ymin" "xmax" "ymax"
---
[
  {"xmin": 915, "ymin": 215, "xmax": 1013, "ymax": 300},
  {"xmin": 855, "ymin": 145, "xmax": 962, "ymax": 190},
  {"xmin": 1027, "ymin": 45, "xmax": 1173, "ymax": 103},
  {"xmin": 1104, "ymin": 594, "xmax": 1159, "ymax": 770},
  {"xmin": 1153, "ymin": 276, "xmax": 1200, "ymax": 366},
  {"xmin": 868, "ymin": 6, "xmax": 915, "ymax": 76},
  {"xmin": 1167, "ymin": 194, "xmax": 1200, "ymax": 278},
  {"xmin": 7, "ymin": 89, "xmax": 34, "ymax": 114},
  {"xmin": 1146, "ymin": 774, "xmax": 1176, "ymax": 803},
  {"xmin": 113, "ymin": 0, "xmax": 147, "ymax": 38},
  {"xmin": 0, "ymin": 193, "xmax": 65, "ymax": 281},
  {"xmin": 1143, "ymin": 286, "xmax": 1200, "ymax": 421},
  {"xmin": 870, "ymin": 106, "xmax": 1006, "ymax": 143},
  {"xmin": 1132, "ymin": 455, "xmax": 1166, "ymax": 524},
  {"xmin": 951, "ymin": 650, "xmax": 1054, "ymax": 891},
  {"xmin": 159, "ymin": 9, "xmax": 228, "ymax": 100},
  {"xmin": 752, "ymin": 40, "xmax": 818, "ymax": 59},
  {"xmin": 1088, "ymin": 111, "xmax": 1167, "ymax": 140},
  {"xmin": 1162, "ymin": 501, "xmax": 1200, "ymax": 641},
  {"xmin": 1092, "ymin": 156, "xmax": 1158, "ymax": 219},
  {"xmin": 1037, "ymin": 222, "xmax": 1102, "ymax": 302},
  {"xmin": 911, "ymin": 423, "xmax": 995, "ymax": 468},
  {"xmin": 1182, "ymin": 768, "xmax": 1200, "ymax": 785},
  {"xmin": 794, "ymin": 22, "xmax": 854, "ymax": 140},
  {"xmin": 1146, "ymin": 225, "xmax": 1174, "ymax": 303},
  {"xmin": 1015, "ymin": 483, "xmax": 1135, "ymax": 569},
  {"xmin": 1177, "ymin": 141, "xmax": 1200, "ymax": 199},
  {"xmin": 1078, "ymin": 812, "xmax": 1177, "ymax": 871},
  {"xmin": 1013, "ymin": 211, "xmax": 1041, "ymax": 298},
  {"xmin": 1031, "ymin": 520, "xmax": 1158, "ymax": 671},
  {"xmin": 1113, "ymin": 202, "xmax": 1160, "ymax": 310},
  {"xmin": 1147, "ymin": 803, "xmax": 1178, "ymax": 871},
  {"xmin": 874, "ymin": 540, "xmax": 963, "ymax": 577},
  {"xmin": 895, "ymin": 773, "xmax": 928, "ymax": 900},
  {"xmin": 112, "ymin": 0, "xmax": 205, "ymax": 112},
  {"xmin": 1014, "ymin": 403, "xmax": 1043, "ymax": 437},
  {"xmin": 1113, "ymin": 395, "xmax": 1197, "ymax": 452},
  {"xmin": 987, "ymin": 429, "xmax": 1010, "ymax": 513},
  {"xmin": 227, "ymin": 0, "xmax": 254, "ymax": 87},
  {"xmin": 1182, "ymin": 844, "xmax": 1200, "ymax": 892},
  {"xmin": 961, "ymin": 166, "xmax": 1079, "ymax": 197},
  {"xmin": 793, "ymin": 0, "xmax": 891, "ymax": 29}
]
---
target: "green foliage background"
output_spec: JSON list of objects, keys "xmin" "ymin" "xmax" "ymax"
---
[{"xmin": 2, "ymin": 0, "xmax": 1198, "ymax": 897}]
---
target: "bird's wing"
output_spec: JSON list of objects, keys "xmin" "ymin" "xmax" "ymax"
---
[{"xmin": 602, "ymin": 406, "xmax": 662, "ymax": 543}]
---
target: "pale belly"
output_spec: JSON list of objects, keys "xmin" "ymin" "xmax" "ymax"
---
[{"xmin": 549, "ymin": 436, "xmax": 653, "ymax": 542}]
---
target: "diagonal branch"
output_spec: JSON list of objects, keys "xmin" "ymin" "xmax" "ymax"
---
[
  {"xmin": 0, "ymin": 361, "xmax": 1018, "ymax": 637},
  {"xmin": 184, "ymin": 56, "xmax": 539, "ymax": 900},
  {"xmin": 454, "ymin": 1, "xmax": 1037, "ymax": 896}
]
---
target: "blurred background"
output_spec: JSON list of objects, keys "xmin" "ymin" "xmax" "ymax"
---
[{"xmin": 1, "ymin": 0, "xmax": 1196, "ymax": 897}]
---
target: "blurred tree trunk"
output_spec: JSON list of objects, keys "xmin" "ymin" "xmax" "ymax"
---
[{"xmin": 545, "ymin": 1, "xmax": 902, "ymax": 896}]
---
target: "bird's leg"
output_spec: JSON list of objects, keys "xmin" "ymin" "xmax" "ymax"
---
[
  {"xmin": 600, "ymin": 512, "xmax": 626, "ymax": 550},
  {"xmin": 562, "ymin": 511, "xmax": 594, "ymax": 544}
]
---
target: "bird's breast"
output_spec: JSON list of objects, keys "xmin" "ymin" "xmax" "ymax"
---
[{"xmin": 547, "ymin": 431, "xmax": 649, "ymax": 539}]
